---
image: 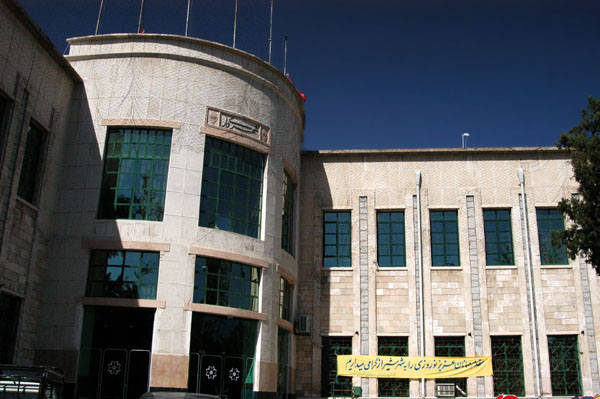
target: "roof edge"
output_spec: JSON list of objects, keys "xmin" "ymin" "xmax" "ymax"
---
[{"xmin": 302, "ymin": 146, "xmax": 566, "ymax": 155}]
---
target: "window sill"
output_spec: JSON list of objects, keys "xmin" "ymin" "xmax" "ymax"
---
[
  {"xmin": 321, "ymin": 267, "xmax": 353, "ymax": 272},
  {"xmin": 377, "ymin": 266, "xmax": 408, "ymax": 271},
  {"xmin": 184, "ymin": 302, "xmax": 268, "ymax": 321},
  {"xmin": 81, "ymin": 296, "xmax": 166, "ymax": 308},
  {"xmin": 16, "ymin": 196, "xmax": 39, "ymax": 212},
  {"xmin": 430, "ymin": 266, "xmax": 463, "ymax": 271},
  {"xmin": 485, "ymin": 265, "xmax": 518, "ymax": 270},
  {"xmin": 277, "ymin": 317, "xmax": 293, "ymax": 332},
  {"xmin": 540, "ymin": 264, "xmax": 572, "ymax": 269}
]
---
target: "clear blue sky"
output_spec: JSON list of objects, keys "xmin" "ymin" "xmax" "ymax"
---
[{"xmin": 19, "ymin": 0, "xmax": 600, "ymax": 150}]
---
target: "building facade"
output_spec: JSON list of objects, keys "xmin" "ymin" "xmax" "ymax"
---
[{"xmin": 1, "ymin": 1, "xmax": 599, "ymax": 399}]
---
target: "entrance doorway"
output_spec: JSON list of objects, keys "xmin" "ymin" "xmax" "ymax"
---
[{"xmin": 188, "ymin": 313, "xmax": 258, "ymax": 399}]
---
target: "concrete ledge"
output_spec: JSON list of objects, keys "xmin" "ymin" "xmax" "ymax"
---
[
  {"xmin": 276, "ymin": 263, "xmax": 297, "ymax": 285},
  {"xmin": 189, "ymin": 245, "xmax": 269, "ymax": 268},
  {"xmin": 81, "ymin": 297, "xmax": 166, "ymax": 308},
  {"xmin": 82, "ymin": 239, "xmax": 171, "ymax": 252},
  {"xmin": 277, "ymin": 318, "xmax": 293, "ymax": 332},
  {"xmin": 101, "ymin": 118, "xmax": 181, "ymax": 129},
  {"xmin": 184, "ymin": 302, "xmax": 268, "ymax": 321}
]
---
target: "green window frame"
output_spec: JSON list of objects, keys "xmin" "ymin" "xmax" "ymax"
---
[
  {"xmin": 193, "ymin": 256, "xmax": 261, "ymax": 312},
  {"xmin": 548, "ymin": 335, "xmax": 582, "ymax": 396},
  {"xmin": 378, "ymin": 337, "xmax": 409, "ymax": 397},
  {"xmin": 281, "ymin": 170, "xmax": 296, "ymax": 255},
  {"xmin": 279, "ymin": 277, "xmax": 292, "ymax": 321},
  {"xmin": 321, "ymin": 336, "xmax": 352, "ymax": 398},
  {"xmin": 430, "ymin": 210, "xmax": 460, "ymax": 266},
  {"xmin": 536, "ymin": 209, "xmax": 568, "ymax": 265},
  {"xmin": 86, "ymin": 250, "xmax": 160, "ymax": 299},
  {"xmin": 483, "ymin": 209, "xmax": 515, "ymax": 265},
  {"xmin": 377, "ymin": 211, "xmax": 406, "ymax": 267},
  {"xmin": 17, "ymin": 122, "xmax": 46, "ymax": 204},
  {"xmin": 98, "ymin": 127, "xmax": 172, "ymax": 221},
  {"xmin": 323, "ymin": 211, "xmax": 351, "ymax": 268},
  {"xmin": 435, "ymin": 336, "xmax": 466, "ymax": 396},
  {"xmin": 491, "ymin": 336, "xmax": 524, "ymax": 396},
  {"xmin": 199, "ymin": 137, "xmax": 265, "ymax": 238}
]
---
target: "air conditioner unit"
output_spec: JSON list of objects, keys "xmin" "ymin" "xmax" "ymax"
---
[{"xmin": 295, "ymin": 315, "xmax": 311, "ymax": 335}]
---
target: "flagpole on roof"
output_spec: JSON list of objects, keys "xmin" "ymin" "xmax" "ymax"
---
[
  {"xmin": 283, "ymin": 34, "xmax": 288, "ymax": 76},
  {"xmin": 94, "ymin": 0, "xmax": 104, "ymax": 35},
  {"xmin": 137, "ymin": 0, "xmax": 146, "ymax": 33},
  {"xmin": 233, "ymin": 0, "xmax": 239, "ymax": 48},
  {"xmin": 185, "ymin": 0, "xmax": 192, "ymax": 36},
  {"xmin": 268, "ymin": 0, "xmax": 274, "ymax": 63}
]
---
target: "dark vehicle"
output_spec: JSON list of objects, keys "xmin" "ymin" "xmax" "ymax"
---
[
  {"xmin": 0, "ymin": 365, "xmax": 64, "ymax": 399},
  {"xmin": 139, "ymin": 393, "xmax": 219, "ymax": 399}
]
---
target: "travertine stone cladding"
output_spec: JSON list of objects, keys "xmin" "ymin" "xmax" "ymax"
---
[
  {"xmin": 376, "ymin": 272, "xmax": 410, "ymax": 334},
  {"xmin": 431, "ymin": 270, "xmax": 467, "ymax": 334},
  {"xmin": 486, "ymin": 269, "xmax": 523, "ymax": 333},
  {"xmin": 541, "ymin": 268, "xmax": 578, "ymax": 331},
  {"xmin": 321, "ymin": 271, "xmax": 354, "ymax": 334}
]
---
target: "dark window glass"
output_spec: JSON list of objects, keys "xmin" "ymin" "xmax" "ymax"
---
[
  {"xmin": 277, "ymin": 329, "xmax": 291, "ymax": 399},
  {"xmin": 483, "ymin": 209, "xmax": 515, "ymax": 265},
  {"xmin": 0, "ymin": 96, "xmax": 10, "ymax": 155},
  {"xmin": 193, "ymin": 256, "xmax": 261, "ymax": 311},
  {"xmin": 323, "ymin": 211, "xmax": 352, "ymax": 268},
  {"xmin": 98, "ymin": 127, "xmax": 172, "ymax": 221},
  {"xmin": 86, "ymin": 250, "xmax": 160, "ymax": 299},
  {"xmin": 279, "ymin": 278, "xmax": 292, "ymax": 321},
  {"xmin": 17, "ymin": 123, "xmax": 46, "ymax": 203},
  {"xmin": 491, "ymin": 336, "xmax": 524, "ymax": 395},
  {"xmin": 548, "ymin": 335, "xmax": 581, "ymax": 396},
  {"xmin": 435, "ymin": 336, "xmax": 466, "ymax": 396},
  {"xmin": 430, "ymin": 210, "xmax": 460, "ymax": 266},
  {"xmin": 536, "ymin": 209, "xmax": 568, "ymax": 265},
  {"xmin": 0, "ymin": 293, "xmax": 21, "ymax": 363},
  {"xmin": 321, "ymin": 336, "xmax": 352, "ymax": 397},
  {"xmin": 281, "ymin": 170, "xmax": 296, "ymax": 255},
  {"xmin": 199, "ymin": 137, "xmax": 265, "ymax": 238},
  {"xmin": 378, "ymin": 337, "xmax": 409, "ymax": 397},
  {"xmin": 377, "ymin": 211, "xmax": 406, "ymax": 267}
]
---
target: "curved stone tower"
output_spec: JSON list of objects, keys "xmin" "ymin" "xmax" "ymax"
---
[{"xmin": 39, "ymin": 33, "xmax": 304, "ymax": 398}]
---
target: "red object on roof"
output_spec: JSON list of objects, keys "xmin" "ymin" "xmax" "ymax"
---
[{"xmin": 287, "ymin": 76, "xmax": 307, "ymax": 102}]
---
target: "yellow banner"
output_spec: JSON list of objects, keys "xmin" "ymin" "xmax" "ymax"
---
[{"xmin": 337, "ymin": 355, "xmax": 493, "ymax": 379}]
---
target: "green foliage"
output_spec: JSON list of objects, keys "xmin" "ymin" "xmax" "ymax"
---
[{"xmin": 556, "ymin": 97, "xmax": 600, "ymax": 273}]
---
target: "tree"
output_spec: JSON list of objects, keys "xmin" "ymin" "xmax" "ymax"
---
[{"xmin": 556, "ymin": 96, "xmax": 600, "ymax": 274}]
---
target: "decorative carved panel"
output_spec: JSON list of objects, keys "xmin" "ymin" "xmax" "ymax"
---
[{"xmin": 206, "ymin": 107, "xmax": 270, "ymax": 145}]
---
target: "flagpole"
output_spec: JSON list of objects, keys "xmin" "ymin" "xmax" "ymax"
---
[
  {"xmin": 233, "ymin": 0, "xmax": 238, "ymax": 48},
  {"xmin": 268, "ymin": 0, "xmax": 274, "ymax": 63},
  {"xmin": 137, "ymin": 0, "xmax": 146, "ymax": 33},
  {"xmin": 95, "ymin": 0, "xmax": 104, "ymax": 35},
  {"xmin": 283, "ymin": 34, "xmax": 288, "ymax": 76},
  {"xmin": 185, "ymin": 0, "xmax": 192, "ymax": 36}
]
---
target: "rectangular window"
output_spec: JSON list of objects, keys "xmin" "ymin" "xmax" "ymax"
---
[
  {"xmin": 536, "ymin": 209, "xmax": 568, "ymax": 265},
  {"xmin": 378, "ymin": 337, "xmax": 409, "ymax": 397},
  {"xmin": 0, "ymin": 293, "xmax": 21, "ymax": 363},
  {"xmin": 279, "ymin": 277, "xmax": 292, "ymax": 321},
  {"xmin": 435, "ymin": 336, "xmax": 466, "ymax": 396},
  {"xmin": 483, "ymin": 209, "xmax": 514, "ymax": 265},
  {"xmin": 491, "ymin": 336, "xmax": 524, "ymax": 395},
  {"xmin": 323, "ymin": 211, "xmax": 351, "ymax": 267},
  {"xmin": 199, "ymin": 137, "xmax": 265, "ymax": 238},
  {"xmin": 430, "ymin": 210, "xmax": 460, "ymax": 266},
  {"xmin": 281, "ymin": 170, "xmax": 296, "ymax": 255},
  {"xmin": 193, "ymin": 256, "xmax": 261, "ymax": 312},
  {"xmin": 98, "ymin": 127, "xmax": 172, "ymax": 221},
  {"xmin": 321, "ymin": 336, "xmax": 352, "ymax": 398},
  {"xmin": 377, "ymin": 211, "xmax": 406, "ymax": 267},
  {"xmin": 277, "ymin": 329, "xmax": 291, "ymax": 399},
  {"xmin": 17, "ymin": 123, "xmax": 47, "ymax": 204},
  {"xmin": 548, "ymin": 335, "xmax": 581, "ymax": 396},
  {"xmin": 86, "ymin": 250, "xmax": 160, "ymax": 299}
]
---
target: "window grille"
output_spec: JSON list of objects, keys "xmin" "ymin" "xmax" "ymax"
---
[
  {"xmin": 491, "ymin": 336, "xmax": 524, "ymax": 395},
  {"xmin": 378, "ymin": 337, "xmax": 409, "ymax": 397},
  {"xmin": 548, "ymin": 335, "xmax": 581, "ymax": 396},
  {"xmin": 321, "ymin": 336, "xmax": 352, "ymax": 397},
  {"xmin": 435, "ymin": 336, "xmax": 466, "ymax": 396}
]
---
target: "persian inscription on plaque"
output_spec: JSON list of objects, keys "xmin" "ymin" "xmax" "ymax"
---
[{"xmin": 206, "ymin": 107, "xmax": 270, "ymax": 144}]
